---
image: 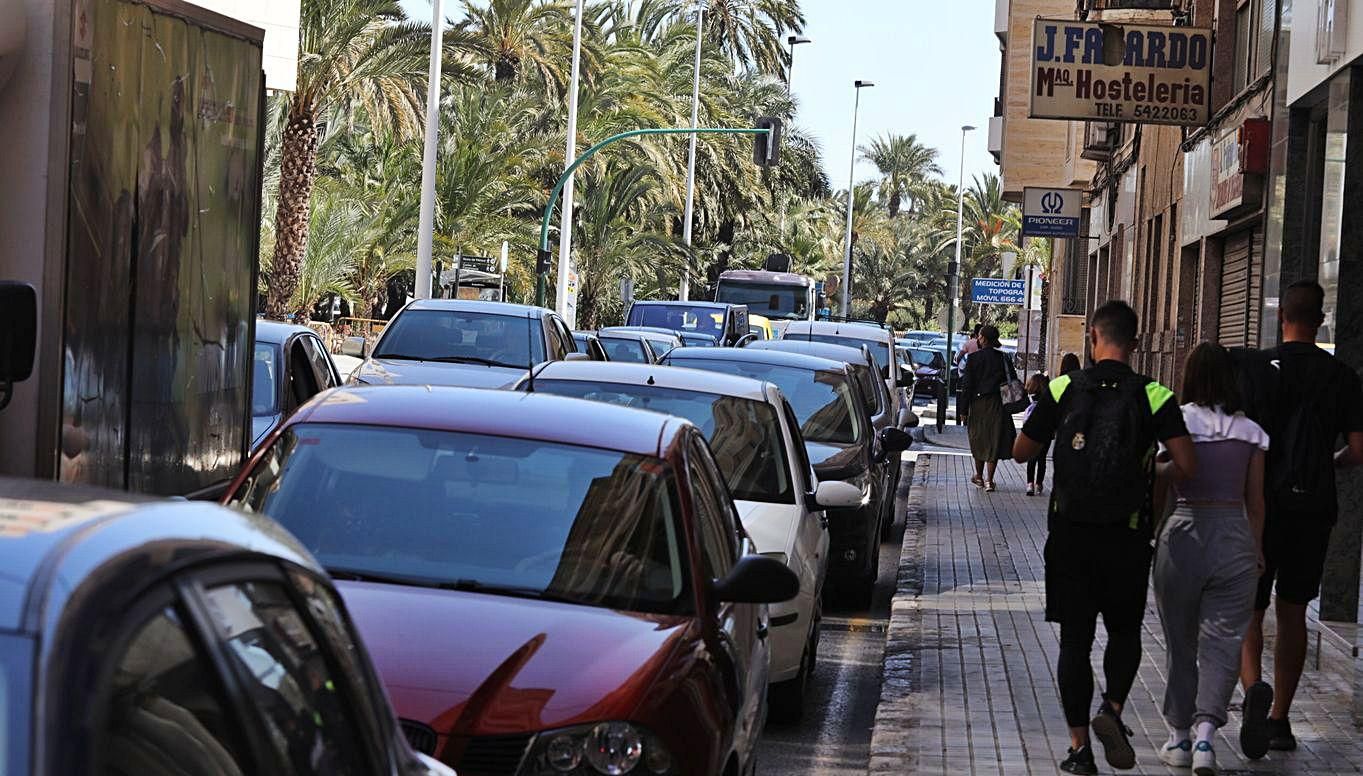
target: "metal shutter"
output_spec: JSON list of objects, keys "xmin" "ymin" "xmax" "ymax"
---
[{"xmin": 1218, "ymin": 230, "xmax": 1260, "ymax": 347}]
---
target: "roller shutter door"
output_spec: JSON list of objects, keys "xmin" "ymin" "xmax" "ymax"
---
[{"xmin": 1217, "ymin": 229, "xmax": 1261, "ymax": 348}]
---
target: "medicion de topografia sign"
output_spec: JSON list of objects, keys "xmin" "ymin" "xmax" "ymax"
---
[{"xmin": 1030, "ymin": 19, "xmax": 1212, "ymax": 127}]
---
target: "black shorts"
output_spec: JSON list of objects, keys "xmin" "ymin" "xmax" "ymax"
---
[
  {"xmin": 1044, "ymin": 523, "xmax": 1153, "ymax": 625},
  {"xmin": 1256, "ymin": 513, "xmax": 1335, "ymax": 610}
]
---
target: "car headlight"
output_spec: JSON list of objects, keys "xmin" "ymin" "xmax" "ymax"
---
[{"xmin": 523, "ymin": 722, "xmax": 675, "ymax": 775}]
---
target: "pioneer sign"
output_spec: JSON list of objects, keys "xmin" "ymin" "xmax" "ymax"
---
[
  {"xmin": 1030, "ymin": 19, "xmax": 1212, "ymax": 126},
  {"xmin": 1022, "ymin": 187, "xmax": 1083, "ymax": 237}
]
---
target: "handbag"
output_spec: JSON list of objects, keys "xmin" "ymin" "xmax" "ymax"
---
[{"xmin": 999, "ymin": 350, "xmax": 1028, "ymax": 413}]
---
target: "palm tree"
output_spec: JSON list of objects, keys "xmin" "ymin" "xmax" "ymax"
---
[
  {"xmin": 859, "ymin": 133, "xmax": 942, "ymax": 217},
  {"xmin": 852, "ymin": 243, "xmax": 915, "ymax": 324},
  {"xmin": 263, "ymin": 0, "xmax": 434, "ymax": 319},
  {"xmin": 458, "ymin": 0, "xmax": 579, "ymax": 87},
  {"xmin": 658, "ymin": 0, "xmax": 805, "ymax": 77}
]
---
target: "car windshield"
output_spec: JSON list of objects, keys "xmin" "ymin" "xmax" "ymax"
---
[
  {"xmin": 665, "ymin": 359, "xmax": 863, "ymax": 445},
  {"xmin": 599, "ymin": 337, "xmax": 651, "ymax": 363},
  {"xmin": 801, "ymin": 334, "xmax": 891, "ymax": 378},
  {"xmin": 237, "ymin": 424, "xmax": 689, "ymax": 614},
  {"xmin": 373, "ymin": 309, "xmax": 545, "ymax": 368},
  {"xmin": 629, "ymin": 304, "xmax": 725, "ymax": 338},
  {"xmin": 252, "ymin": 342, "xmax": 280, "ymax": 416},
  {"xmin": 716, "ymin": 282, "xmax": 809, "ymax": 320},
  {"xmin": 535, "ymin": 381, "xmax": 793, "ymax": 503},
  {"xmin": 910, "ymin": 348, "xmax": 943, "ymax": 368}
]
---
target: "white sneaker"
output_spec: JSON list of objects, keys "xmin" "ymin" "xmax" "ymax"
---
[
  {"xmin": 1158, "ymin": 739, "xmax": 1192, "ymax": 768},
  {"xmin": 1192, "ymin": 740, "xmax": 1217, "ymax": 776}
]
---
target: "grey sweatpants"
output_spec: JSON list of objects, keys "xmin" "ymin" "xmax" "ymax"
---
[{"xmin": 1153, "ymin": 504, "xmax": 1259, "ymax": 728}]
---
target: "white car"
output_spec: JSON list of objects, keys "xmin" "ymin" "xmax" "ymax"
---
[
  {"xmin": 782, "ymin": 320, "xmax": 914, "ymax": 430},
  {"xmin": 521, "ymin": 360, "xmax": 861, "ymax": 720}
]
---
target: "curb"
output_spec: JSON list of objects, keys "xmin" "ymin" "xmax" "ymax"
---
[{"xmin": 866, "ymin": 454, "xmax": 931, "ymax": 774}]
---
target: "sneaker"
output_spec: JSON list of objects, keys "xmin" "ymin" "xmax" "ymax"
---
[
  {"xmin": 1060, "ymin": 745, "xmax": 1099, "ymax": 775},
  {"xmin": 1192, "ymin": 740, "xmax": 1217, "ymax": 776},
  {"xmin": 1026, "ymin": 484, "xmax": 1036, "ymax": 496},
  {"xmin": 1158, "ymin": 739, "xmax": 1193, "ymax": 768},
  {"xmin": 1239, "ymin": 681, "xmax": 1273, "ymax": 759},
  {"xmin": 985, "ymin": 481, "xmax": 997, "ymax": 492},
  {"xmin": 1267, "ymin": 717, "xmax": 1297, "ymax": 751},
  {"xmin": 1090, "ymin": 704, "xmax": 1137, "ymax": 770}
]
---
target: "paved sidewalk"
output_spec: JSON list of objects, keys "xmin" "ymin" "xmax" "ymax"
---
[{"xmin": 870, "ymin": 435, "xmax": 1363, "ymax": 775}]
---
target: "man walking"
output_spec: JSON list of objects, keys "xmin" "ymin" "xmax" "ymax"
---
[
  {"xmin": 1237, "ymin": 281, "xmax": 1363, "ymax": 756},
  {"xmin": 1014, "ymin": 301, "xmax": 1196, "ymax": 774}
]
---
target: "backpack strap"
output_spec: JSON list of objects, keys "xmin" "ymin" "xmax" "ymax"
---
[
  {"xmin": 1145, "ymin": 382, "xmax": 1175, "ymax": 415},
  {"xmin": 1049, "ymin": 373, "xmax": 1074, "ymax": 402}
]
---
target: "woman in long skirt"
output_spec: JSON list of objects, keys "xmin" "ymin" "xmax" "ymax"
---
[{"xmin": 959, "ymin": 324, "xmax": 1011, "ymax": 492}]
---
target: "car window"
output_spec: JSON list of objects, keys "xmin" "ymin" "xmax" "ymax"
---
[
  {"xmin": 685, "ymin": 437, "xmax": 738, "ymax": 580},
  {"xmin": 645, "ymin": 337, "xmax": 677, "ymax": 357},
  {"xmin": 553, "ymin": 318, "xmax": 575, "ymax": 357},
  {"xmin": 599, "ymin": 337, "xmax": 650, "ymax": 363},
  {"xmin": 802, "ymin": 335, "xmax": 892, "ymax": 379},
  {"xmin": 716, "ymin": 282, "xmax": 809, "ymax": 320},
  {"xmin": 287, "ymin": 341, "xmax": 320, "ymax": 409},
  {"xmin": 98, "ymin": 606, "xmax": 258, "ymax": 775},
  {"xmin": 374, "ymin": 309, "xmax": 545, "ymax": 368},
  {"xmin": 230, "ymin": 425, "xmax": 691, "ymax": 615},
  {"xmin": 849, "ymin": 363, "xmax": 882, "ymax": 416},
  {"xmin": 201, "ymin": 581, "xmax": 370, "ymax": 775},
  {"xmin": 629, "ymin": 304, "xmax": 725, "ymax": 338},
  {"xmin": 253, "ymin": 342, "xmax": 281, "ymax": 416},
  {"xmin": 534, "ymin": 380, "xmax": 794, "ymax": 504},
  {"xmin": 301, "ymin": 336, "xmax": 337, "ymax": 390},
  {"xmin": 780, "ymin": 399, "xmax": 815, "ymax": 494}
]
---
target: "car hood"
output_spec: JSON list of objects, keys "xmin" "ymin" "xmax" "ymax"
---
[
  {"xmin": 338, "ymin": 581, "xmax": 692, "ymax": 736},
  {"xmin": 805, "ymin": 440, "xmax": 866, "ymax": 482},
  {"xmin": 352, "ymin": 358, "xmax": 524, "ymax": 389},
  {"xmin": 734, "ymin": 500, "xmax": 798, "ymax": 557}
]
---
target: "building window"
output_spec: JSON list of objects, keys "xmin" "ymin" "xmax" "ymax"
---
[
  {"xmin": 1234, "ymin": 2, "xmax": 1252, "ymax": 92},
  {"xmin": 1233, "ymin": 0, "xmax": 1277, "ymax": 93}
]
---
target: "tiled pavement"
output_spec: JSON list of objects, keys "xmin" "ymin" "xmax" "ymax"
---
[{"xmin": 870, "ymin": 432, "xmax": 1363, "ymax": 775}]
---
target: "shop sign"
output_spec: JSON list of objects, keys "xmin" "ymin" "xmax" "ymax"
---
[
  {"xmin": 1030, "ymin": 19, "xmax": 1212, "ymax": 126},
  {"xmin": 1210, "ymin": 118, "xmax": 1270, "ymax": 219},
  {"xmin": 971, "ymin": 278, "xmax": 1027, "ymax": 305},
  {"xmin": 1022, "ymin": 187, "xmax": 1083, "ymax": 237}
]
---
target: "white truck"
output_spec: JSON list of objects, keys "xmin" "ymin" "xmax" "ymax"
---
[{"xmin": 714, "ymin": 268, "xmax": 818, "ymax": 340}]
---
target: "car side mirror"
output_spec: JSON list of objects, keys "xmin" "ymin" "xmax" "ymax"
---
[
  {"xmin": 341, "ymin": 336, "xmax": 368, "ymax": 359},
  {"xmin": 0, "ymin": 282, "xmax": 37, "ymax": 411},
  {"xmin": 563, "ymin": 352, "xmax": 592, "ymax": 362},
  {"xmin": 896, "ymin": 373, "xmax": 913, "ymax": 388},
  {"xmin": 878, "ymin": 426, "xmax": 911, "ymax": 454},
  {"xmin": 734, "ymin": 333, "xmax": 757, "ymax": 348},
  {"xmin": 711, "ymin": 554, "xmax": 799, "ymax": 604},
  {"xmin": 812, "ymin": 480, "xmax": 863, "ymax": 509}
]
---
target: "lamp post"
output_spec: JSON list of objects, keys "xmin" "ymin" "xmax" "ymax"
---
[
  {"xmin": 554, "ymin": 0, "xmax": 586, "ymax": 323},
  {"xmin": 414, "ymin": 0, "xmax": 444, "ymax": 300},
  {"xmin": 786, "ymin": 35, "xmax": 810, "ymax": 93},
  {"xmin": 942, "ymin": 124, "xmax": 975, "ymax": 426},
  {"xmin": 839, "ymin": 79, "xmax": 873, "ymax": 319},
  {"xmin": 679, "ymin": 0, "xmax": 705, "ymax": 301}
]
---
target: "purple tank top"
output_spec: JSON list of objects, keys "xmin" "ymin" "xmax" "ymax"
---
[{"xmin": 1173, "ymin": 438, "xmax": 1255, "ymax": 502}]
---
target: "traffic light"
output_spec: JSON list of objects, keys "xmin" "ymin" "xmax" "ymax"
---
[
  {"xmin": 536, "ymin": 248, "xmax": 552, "ymax": 275},
  {"xmin": 753, "ymin": 117, "xmax": 783, "ymax": 168}
]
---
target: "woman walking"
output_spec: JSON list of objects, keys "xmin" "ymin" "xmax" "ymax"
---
[
  {"xmin": 959, "ymin": 324, "xmax": 1012, "ymax": 492},
  {"xmin": 1060, "ymin": 352, "xmax": 1082, "ymax": 376},
  {"xmin": 1023, "ymin": 373, "xmax": 1050, "ymax": 496},
  {"xmin": 1154, "ymin": 343, "xmax": 1267, "ymax": 775}
]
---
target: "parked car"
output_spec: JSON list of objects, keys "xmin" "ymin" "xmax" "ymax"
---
[
  {"xmin": 349, "ymin": 299, "xmax": 581, "ymax": 389},
  {"xmin": 522, "ymin": 360, "xmax": 862, "ymax": 719},
  {"xmin": 748, "ymin": 340, "xmax": 913, "ymax": 539},
  {"xmin": 901, "ymin": 346, "xmax": 949, "ymax": 405},
  {"xmin": 625, "ymin": 300, "xmax": 750, "ymax": 346},
  {"xmin": 599, "ymin": 326, "xmax": 683, "ymax": 360},
  {"xmin": 660, "ymin": 348, "xmax": 909, "ymax": 607},
  {"xmin": 571, "ymin": 330, "xmax": 610, "ymax": 361},
  {"xmin": 252, "ymin": 320, "xmax": 343, "ymax": 451},
  {"xmin": 223, "ymin": 385, "xmax": 798, "ymax": 774},
  {"xmin": 748, "ymin": 314, "xmax": 775, "ymax": 341},
  {"xmin": 898, "ymin": 330, "xmax": 942, "ymax": 348},
  {"xmin": 781, "ymin": 321, "xmax": 912, "ymax": 437},
  {"xmin": 0, "ymin": 477, "xmax": 451, "ymax": 776},
  {"xmin": 595, "ymin": 328, "xmax": 663, "ymax": 363}
]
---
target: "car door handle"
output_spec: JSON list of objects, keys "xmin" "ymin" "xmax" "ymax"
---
[{"xmin": 756, "ymin": 624, "xmax": 769, "ymax": 640}]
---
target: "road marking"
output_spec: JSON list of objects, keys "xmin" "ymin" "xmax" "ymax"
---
[
  {"xmin": 806, "ymin": 627, "xmax": 868, "ymax": 772},
  {"xmin": 820, "ymin": 616, "xmax": 888, "ymax": 634}
]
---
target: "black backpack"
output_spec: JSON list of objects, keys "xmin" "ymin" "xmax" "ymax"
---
[
  {"xmin": 1266, "ymin": 353, "xmax": 1337, "ymax": 514},
  {"xmin": 1051, "ymin": 370, "xmax": 1156, "ymax": 527}
]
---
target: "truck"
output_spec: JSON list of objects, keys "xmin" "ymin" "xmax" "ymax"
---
[
  {"xmin": 0, "ymin": 0, "xmax": 266, "ymax": 497},
  {"xmin": 714, "ymin": 266, "xmax": 818, "ymax": 340}
]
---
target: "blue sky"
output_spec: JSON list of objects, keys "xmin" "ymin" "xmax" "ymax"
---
[{"xmin": 400, "ymin": 0, "xmax": 1000, "ymax": 190}]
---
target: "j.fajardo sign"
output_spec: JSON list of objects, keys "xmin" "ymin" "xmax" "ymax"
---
[{"xmin": 1031, "ymin": 19, "xmax": 1212, "ymax": 127}]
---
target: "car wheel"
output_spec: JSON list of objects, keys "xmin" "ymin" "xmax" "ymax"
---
[{"xmin": 767, "ymin": 646, "xmax": 809, "ymax": 724}]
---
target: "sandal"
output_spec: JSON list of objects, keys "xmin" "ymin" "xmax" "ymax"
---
[
  {"xmin": 971, "ymin": 476, "xmax": 985, "ymax": 488},
  {"xmin": 985, "ymin": 481, "xmax": 997, "ymax": 493}
]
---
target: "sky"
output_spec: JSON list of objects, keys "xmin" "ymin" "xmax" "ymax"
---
[{"xmin": 399, "ymin": 0, "xmax": 1001, "ymax": 191}]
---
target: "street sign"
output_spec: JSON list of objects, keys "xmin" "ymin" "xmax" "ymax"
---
[
  {"xmin": 1029, "ymin": 19, "xmax": 1212, "ymax": 126},
  {"xmin": 971, "ymin": 278, "xmax": 1027, "ymax": 305},
  {"xmin": 459, "ymin": 255, "xmax": 497, "ymax": 273},
  {"xmin": 1022, "ymin": 187, "xmax": 1083, "ymax": 237}
]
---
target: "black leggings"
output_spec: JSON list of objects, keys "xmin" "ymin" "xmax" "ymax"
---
[
  {"xmin": 1057, "ymin": 614, "xmax": 1144, "ymax": 728},
  {"xmin": 1027, "ymin": 451, "xmax": 1048, "ymax": 484}
]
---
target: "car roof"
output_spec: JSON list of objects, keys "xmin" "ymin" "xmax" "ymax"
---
[
  {"xmin": 403, "ymin": 298, "xmax": 550, "ymax": 317},
  {"xmin": 717, "ymin": 269, "xmax": 812, "ymax": 286},
  {"xmin": 0, "ymin": 477, "xmax": 319, "ymax": 633},
  {"xmin": 783, "ymin": 320, "xmax": 891, "ymax": 342},
  {"xmin": 630, "ymin": 300, "xmax": 733, "ymax": 309},
  {"xmin": 531, "ymin": 361, "xmax": 774, "ymax": 402},
  {"xmin": 602, "ymin": 327, "xmax": 683, "ymax": 342},
  {"xmin": 288, "ymin": 385, "xmax": 679, "ymax": 457},
  {"xmin": 254, "ymin": 319, "xmax": 317, "ymax": 343},
  {"xmin": 571, "ymin": 331, "xmax": 599, "ymax": 339},
  {"xmin": 748, "ymin": 340, "xmax": 871, "ymax": 367},
  {"xmin": 662, "ymin": 345, "xmax": 850, "ymax": 374}
]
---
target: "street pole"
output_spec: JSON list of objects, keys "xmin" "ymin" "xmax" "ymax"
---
[
  {"xmin": 555, "ymin": 0, "xmax": 586, "ymax": 322},
  {"xmin": 786, "ymin": 35, "xmax": 810, "ymax": 93},
  {"xmin": 415, "ymin": 0, "xmax": 443, "ymax": 300},
  {"xmin": 840, "ymin": 80, "xmax": 873, "ymax": 319},
  {"xmin": 679, "ymin": 0, "xmax": 704, "ymax": 301},
  {"xmin": 943, "ymin": 124, "xmax": 974, "ymax": 424}
]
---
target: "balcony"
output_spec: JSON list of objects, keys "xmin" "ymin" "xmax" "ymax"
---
[
  {"xmin": 995, "ymin": 0, "xmax": 1009, "ymax": 42},
  {"xmin": 1080, "ymin": 121, "xmax": 1116, "ymax": 161},
  {"xmin": 988, "ymin": 115, "xmax": 1004, "ymax": 163}
]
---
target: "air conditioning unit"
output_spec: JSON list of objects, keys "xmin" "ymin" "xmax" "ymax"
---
[{"xmin": 1081, "ymin": 121, "xmax": 1117, "ymax": 161}]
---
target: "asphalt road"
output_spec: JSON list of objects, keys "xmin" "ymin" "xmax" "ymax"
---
[{"xmin": 754, "ymin": 459, "xmax": 909, "ymax": 774}]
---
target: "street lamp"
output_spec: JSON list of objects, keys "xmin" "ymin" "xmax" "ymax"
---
[
  {"xmin": 941, "ymin": 123, "xmax": 975, "ymax": 426},
  {"xmin": 414, "ymin": 0, "xmax": 444, "ymax": 299},
  {"xmin": 839, "ymin": 79, "xmax": 874, "ymax": 319},
  {"xmin": 786, "ymin": 35, "xmax": 811, "ymax": 93},
  {"xmin": 554, "ymin": 0, "xmax": 586, "ymax": 323},
  {"xmin": 679, "ymin": 0, "xmax": 706, "ymax": 301}
]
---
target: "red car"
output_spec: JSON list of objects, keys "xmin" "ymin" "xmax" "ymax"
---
[{"xmin": 223, "ymin": 385, "xmax": 797, "ymax": 775}]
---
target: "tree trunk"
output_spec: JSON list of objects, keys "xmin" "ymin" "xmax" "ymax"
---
[
  {"xmin": 1037, "ymin": 275, "xmax": 1050, "ymax": 373},
  {"xmin": 264, "ymin": 98, "xmax": 320, "ymax": 320},
  {"xmin": 888, "ymin": 191, "xmax": 901, "ymax": 218}
]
